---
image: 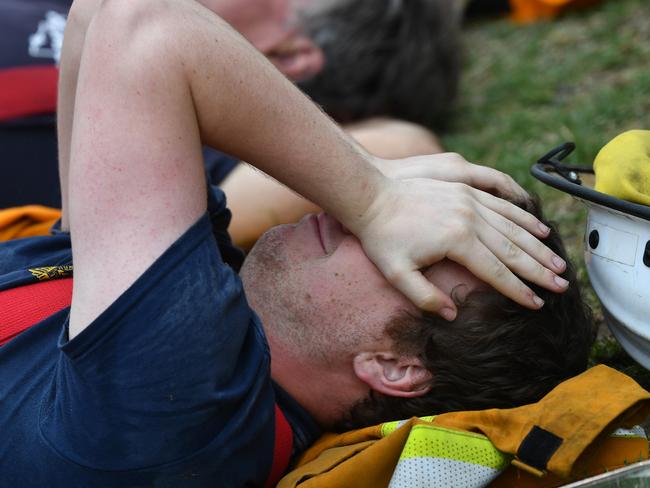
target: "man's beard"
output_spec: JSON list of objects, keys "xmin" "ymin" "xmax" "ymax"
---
[{"xmin": 241, "ymin": 227, "xmax": 331, "ymax": 363}]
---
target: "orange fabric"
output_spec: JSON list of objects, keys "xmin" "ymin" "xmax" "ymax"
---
[
  {"xmin": 431, "ymin": 365, "xmax": 650, "ymax": 478},
  {"xmin": 0, "ymin": 206, "xmax": 61, "ymax": 241},
  {"xmin": 281, "ymin": 419, "xmax": 649, "ymax": 488},
  {"xmin": 491, "ymin": 436, "xmax": 650, "ymax": 487},
  {"xmin": 297, "ymin": 425, "xmax": 383, "ymax": 467},
  {"xmin": 279, "ymin": 366, "xmax": 650, "ymax": 488},
  {"xmin": 280, "ymin": 423, "xmax": 408, "ymax": 488},
  {"xmin": 509, "ymin": 0, "xmax": 601, "ymax": 23}
]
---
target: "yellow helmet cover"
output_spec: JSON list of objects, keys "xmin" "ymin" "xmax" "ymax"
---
[{"xmin": 594, "ymin": 130, "xmax": 650, "ymax": 206}]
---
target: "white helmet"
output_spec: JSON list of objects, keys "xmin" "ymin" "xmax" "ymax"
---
[{"xmin": 533, "ymin": 143, "xmax": 650, "ymax": 368}]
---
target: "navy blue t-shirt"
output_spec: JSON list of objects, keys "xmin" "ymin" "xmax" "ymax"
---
[{"xmin": 0, "ymin": 188, "xmax": 320, "ymax": 486}]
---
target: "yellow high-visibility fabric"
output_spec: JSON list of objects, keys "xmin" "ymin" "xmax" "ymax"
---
[
  {"xmin": 509, "ymin": 0, "xmax": 601, "ymax": 23},
  {"xmin": 594, "ymin": 130, "xmax": 650, "ymax": 206},
  {"xmin": 279, "ymin": 365, "xmax": 650, "ymax": 487},
  {"xmin": 0, "ymin": 205, "xmax": 61, "ymax": 241}
]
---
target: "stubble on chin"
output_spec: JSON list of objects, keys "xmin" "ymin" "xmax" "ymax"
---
[
  {"xmin": 240, "ymin": 227, "xmax": 303, "ymax": 342},
  {"xmin": 240, "ymin": 227, "xmax": 332, "ymax": 362}
]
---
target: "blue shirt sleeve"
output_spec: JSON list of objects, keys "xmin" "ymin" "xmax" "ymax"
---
[
  {"xmin": 38, "ymin": 214, "xmax": 274, "ymax": 473},
  {"xmin": 203, "ymin": 147, "xmax": 239, "ymax": 186}
]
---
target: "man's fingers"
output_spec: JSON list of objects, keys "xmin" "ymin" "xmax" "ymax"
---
[
  {"xmin": 388, "ymin": 268, "xmax": 457, "ymax": 320},
  {"xmin": 453, "ymin": 241, "xmax": 545, "ymax": 310}
]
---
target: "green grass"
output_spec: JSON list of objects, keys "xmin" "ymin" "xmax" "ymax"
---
[{"xmin": 442, "ymin": 0, "xmax": 650, "ymax": 375}]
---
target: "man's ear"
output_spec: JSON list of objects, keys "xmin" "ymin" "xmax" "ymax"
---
[
  {"xmin": 267, "ymin": 34, "xmax": 325, "ymax": 82},
  {"xmin": 353, "ymin": 352, "xmax": 432, "ymax": 398}
]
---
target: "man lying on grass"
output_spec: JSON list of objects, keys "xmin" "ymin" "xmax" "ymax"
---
[{"xmin": 0, "ymin": 0, "xmax": 589, "ymax": 486}]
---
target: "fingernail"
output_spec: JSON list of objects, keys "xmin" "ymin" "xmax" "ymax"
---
[
  {"xmin": 554, "ymin": 275, "xmax": 569, "ymax": 288},
  {"xmin": 533, "ymin": 295, "xmax": 545, "ymax": 308},
  {"xmin": 552, "ymin": 255, "xmax": 566, "ymax": 270},
  {"xmin": 538, "ymin": 223, "xmax": 551, "ymax": 235},
  {"xmin": 441, "ymin": 308, "xmax": 457, "ymax": 321}
]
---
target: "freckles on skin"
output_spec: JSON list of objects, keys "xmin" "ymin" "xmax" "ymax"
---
[
  {"xmin": 318, "ymin": 234, "xmax": 485, "ymax": 307},
  {"xmin": 307, "ymin": 247, "xmax": 410, "ymax": 334},
  {"xmin": 243, "ymin": 213, "xmax": 489, "ymax": 364},
  {"xmin": 297, "ymin": 213, "xmax": 486, "ymax": 323},
  {"xmin": 299, "ymin": 218, "xmax": 487, "ymax": 332}
]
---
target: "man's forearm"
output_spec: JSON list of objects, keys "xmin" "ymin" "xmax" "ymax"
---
[
  {"xmin": 180, "ymin": 1, "xmax": 386, "ymax": 230},
  {"xmin": 66, "ymin": 0, "xmax": 565, "ymax": 336},
  {"xmin": 222, "ymin": 119, "xmax": 444, "ymax": 250},
  {"xmin": 65, "ymin": 0, "xmax": 387, "ymax": 336},
  {"xmin": 61, "ymin": 0, "xmax": 386, "ymax": 234}
]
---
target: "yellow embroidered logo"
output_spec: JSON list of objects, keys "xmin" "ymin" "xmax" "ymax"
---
[{"xmin": 28, "ymin": 266, "xmax": 73, "ymax": 281}]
